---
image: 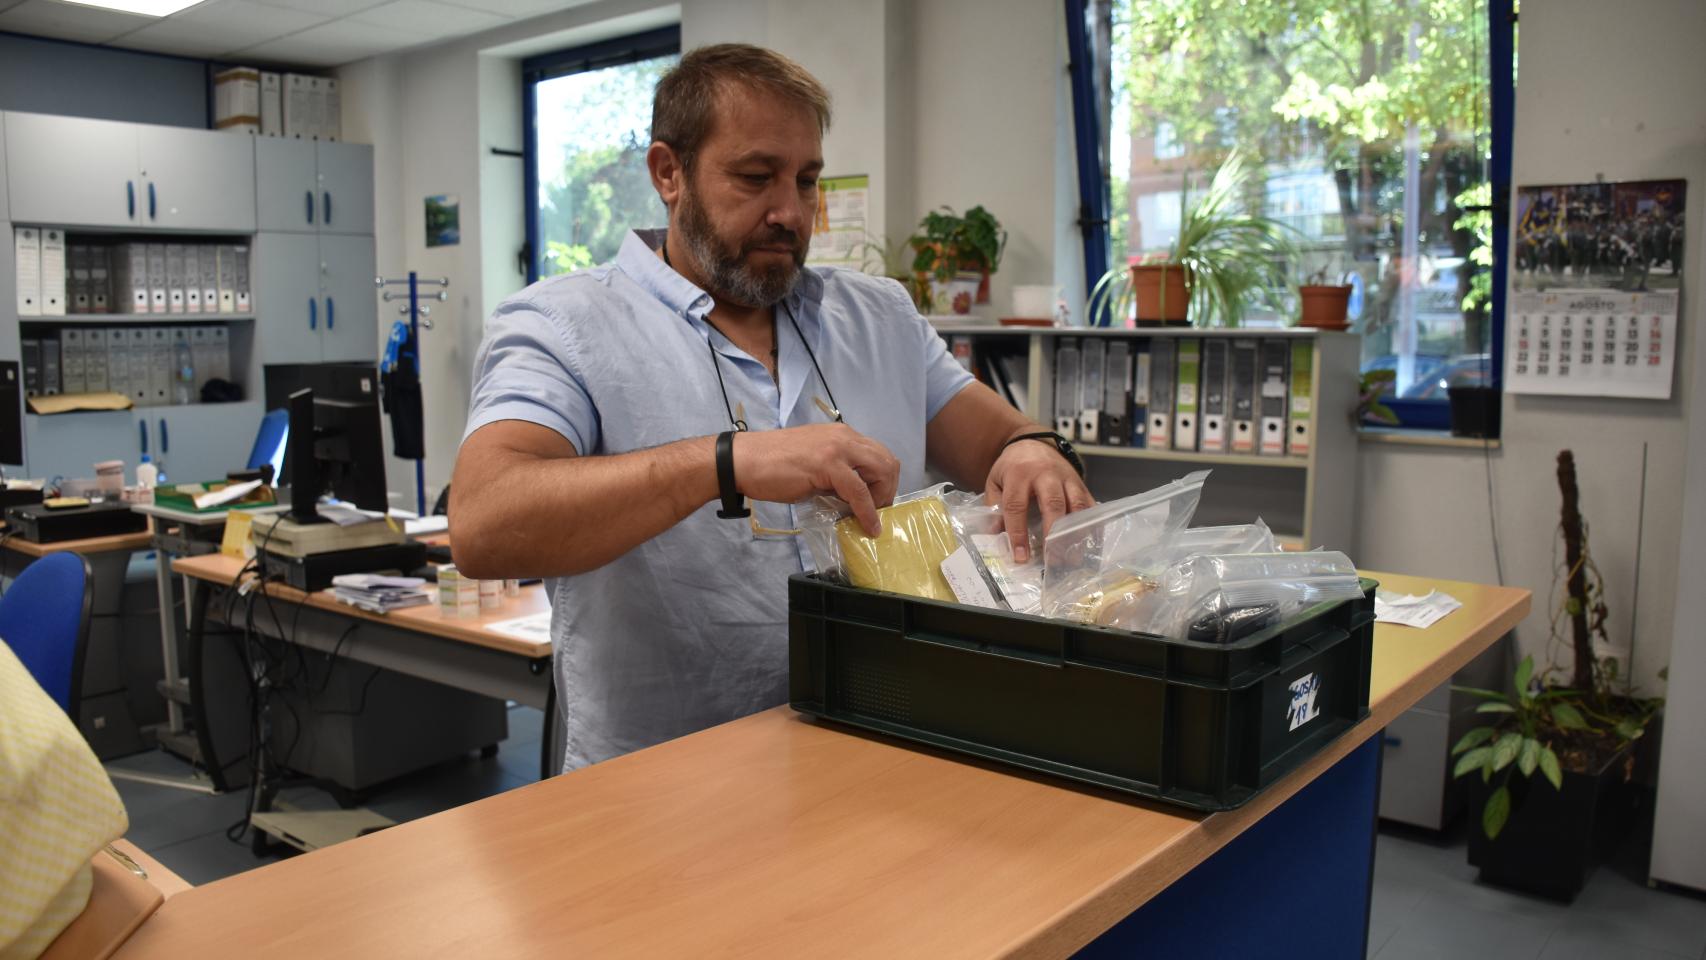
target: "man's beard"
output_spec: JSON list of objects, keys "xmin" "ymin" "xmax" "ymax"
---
[{"xmin": 676, "ymin": 185, "xmax": 808, "ymax": 308}]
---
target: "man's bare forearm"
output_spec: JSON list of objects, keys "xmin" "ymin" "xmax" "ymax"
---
[{"xmin": 451, "ymin": 432, "xmax": 717, "ymax": 579}]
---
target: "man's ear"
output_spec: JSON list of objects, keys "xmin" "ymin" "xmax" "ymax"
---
[{"xmin": 647, "ymin": 141, "xmax": 683, "ymax": 208}]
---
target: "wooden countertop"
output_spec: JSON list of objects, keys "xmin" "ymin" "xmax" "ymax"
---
[
  {"xmin": 0, "ymin": 526, "xmax": 155, "ymax": 557},
  {"xmin": 116, "ymin": 572, "xmax": 1527, "ymax": 960},
  {"xmin": 170, "ymin": 552, "xmax": 551, "ymax": 659}
]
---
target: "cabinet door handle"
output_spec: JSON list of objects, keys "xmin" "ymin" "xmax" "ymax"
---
[
  {"xmin": 160, "ymin": 418, "xmax": 170, "ymax": 454},
  {"xmin": 323, "ymin": 191, "xmax": 332, "ymax": 225},
  {"xmin": 309, "ymin": 297, "xmax": 318, "ymax": 331},
  {"xmin": 326, "ymin": 296, "xmax": 334, "ymax": 330},
  {"xmin": 139, "ymin": 419, "xmax": 149, "ymax": 456},
  {"xmin": 127, "ymin": 181, "xmax": 136, "ymax": 220},
  {"xmin": 148, "ymin": 182, "xmax": 157, "ymax": 220},
  {"xmin": 1383, "ymin": 735, "xmax": 1403, "ymax": 748},
  {"xmin": 305, "ymin": 190, "xmax": 315, "ymax": 225}
]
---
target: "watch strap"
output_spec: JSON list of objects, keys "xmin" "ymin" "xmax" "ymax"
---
[
  {"xmin": 1002, "ymin": 430, "xmax": 1086, "ymax": 478},
  {"xmin": 714, "ymin": 430, "xmax": 751, "ymax": 519}
]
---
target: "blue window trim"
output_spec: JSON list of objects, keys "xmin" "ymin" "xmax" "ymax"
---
[
  {"xmin": 1388, "ymin": 0, "xmax": 1512, "ymax": 433},
  {"xmin": 522, "ymin": 25, "xmax": 681, "ymax": 285},
  {"xmin": 1063, "ymin": 0, "xmax": 1111, "ymax": 312},
  {"xmin": 1070, "ymin": 1, "xmax": 1515, "ymax": 433}
]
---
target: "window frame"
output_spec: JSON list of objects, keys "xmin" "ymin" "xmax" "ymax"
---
[
  {"xmin": 1069, "ymin": 0, "xmax": 1516, "ymax": 434},
  {"xmin": 522, "ymin": 25, "xmax": 681, "ymax": 285}
]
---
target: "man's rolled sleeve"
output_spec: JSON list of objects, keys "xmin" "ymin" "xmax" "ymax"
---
[
  {"xmin": 918, "ymin": 313, "xmax": 977, "ymax": 421},
  {"xmin": 462, "ymin": 297, "xmax": 601, "ymax": 455}
]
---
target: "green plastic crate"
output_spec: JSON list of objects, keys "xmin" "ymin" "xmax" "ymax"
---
[{"xmin": 789, "ymin": 574, "xmax": 1377, "ymax": 811}]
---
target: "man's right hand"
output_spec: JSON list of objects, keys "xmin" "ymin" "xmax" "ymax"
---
[{"xmin": 731, "ymin": 423, "xmax": 900, "ymax": 536}]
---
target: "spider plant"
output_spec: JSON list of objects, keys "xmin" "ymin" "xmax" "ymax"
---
[{"xmin": 1172, "ymin": 150, "xmax": 1296, "ymax": 327}]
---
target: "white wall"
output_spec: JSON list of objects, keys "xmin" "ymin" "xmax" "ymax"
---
[
  {"xmin": 1353, "ymin": 0, "xmax": 1706, "ymax": 695},
  {"xmin": 343, "ymin": 0, "xmax": 1075, "ymax": 504}
]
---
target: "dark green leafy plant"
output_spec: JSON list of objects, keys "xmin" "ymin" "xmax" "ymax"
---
[
  {"xmin": 1450, "ymin": 654, "xmax": 1577, "ymax": 839},
  {"xmin": 1171, "ymin": 150, "xmax": 1296, "ymax": 327},
  {"xmin": 1447, "ymin": 455, "xmax": 1667, "ymax": 843},
  {"xmin": 910, "ymin": 205, "xmax": 1007, "ymax": 283}
]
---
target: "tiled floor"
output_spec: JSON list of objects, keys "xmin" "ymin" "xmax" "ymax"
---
[
  {"xmin": 107, "ymin": 710, "xmax": 1706, "ymax": 958},
  {"xmin": 1369, "ymin": 822, "xmax": 1706, "ymax": 960},
  {"xmin": 104, "ymin": 703, "xmax": 545, "ymax": 886}
]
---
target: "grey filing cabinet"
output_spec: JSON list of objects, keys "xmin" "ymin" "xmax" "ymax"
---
[
  {"xmin": 255, "ymin": 138, "xmax": 375, "ymax": 235},
  {"xmin": 254, "ymin": 137, "xmax": 377, "ymax": 365},
  {"xmin": 23, "ymin": 410, "xmax": 135, "ymax": 482},
  {"xmin": 1378, "ymin": 637, "xmax": 1509, "ymax": 830},
  {"xmin": 135, "ymin": 401, "xmax": 266, "ymax": 483},
  {"xmin": 252, "ymin": 232, "xmax": 377, "ymax": 364},
  {"xmin": 4, "ymin": 112, "xmax": 255, "ymax": 232}
]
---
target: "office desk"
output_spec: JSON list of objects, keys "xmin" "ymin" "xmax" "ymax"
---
[
  {"xmin": 169, "ymin": 553, "xmax": 555, "ymax": 792},
  {"xmin": 130, "ymin": 503, "xmax": 285, "ymax": 760},
  {"xmin": 117, "ymin": 572, "xmax": 1528, "ymax": 960}
]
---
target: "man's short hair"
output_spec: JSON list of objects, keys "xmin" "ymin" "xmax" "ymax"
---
[{"xmin": 652, "ymin": 44, "xmax": 832, "ymax": 172}]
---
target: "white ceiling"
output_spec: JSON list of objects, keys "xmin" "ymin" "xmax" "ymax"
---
[{"xmin": 0, "ymin": 0, "xmax": 595, "ymax": 67}]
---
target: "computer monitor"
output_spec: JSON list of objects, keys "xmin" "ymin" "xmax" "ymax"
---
[
  {"xmin": 266, "ymin": 363, "xmax": 388, "ymax": 521},
  {"xmin": 247, "ymin": 407, "xmax": 289, "ymax": 484}
]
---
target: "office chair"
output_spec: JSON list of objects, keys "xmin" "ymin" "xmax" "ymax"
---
[{"xmin": 0, "ymin": 552, "xmax": 94, "ymax": 716}]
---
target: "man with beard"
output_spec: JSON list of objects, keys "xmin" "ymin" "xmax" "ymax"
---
[{"xmin": 452, "ymin": 45, "xmax": 1090, "ymax": 771}]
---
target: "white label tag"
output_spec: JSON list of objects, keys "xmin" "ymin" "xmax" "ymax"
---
[
  {"xmin": 1287, "ymin": 672, "xmax": 1322, "ymax": 731},
  {"xmin": 940, "ymin": 546, "xmax": 1001, "ymax": 610}
]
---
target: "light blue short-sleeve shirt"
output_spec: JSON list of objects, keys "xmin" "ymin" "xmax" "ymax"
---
[{"xmin": 463, "ymin": 229, "xmax": 974, "ymax": 770}]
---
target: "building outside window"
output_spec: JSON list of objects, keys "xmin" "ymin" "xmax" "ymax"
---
[{"xmin": 1108, "ymin": 0, "xmax": 1495, "ymax": 406}]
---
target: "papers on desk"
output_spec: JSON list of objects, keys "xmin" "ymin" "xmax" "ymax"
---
[
  {"xmin": 485, "ymin": 611, "xmax": 552, "ymax": 644},
  {"xmin": 319, "ymin": 504, "xmax": 381, "ymax": 527},
  {"xmin": 1374, "ymin": 589, "xmax": 1462, "ymax": 629},
  {"xmin": 403, "ymin": 515, "xmax": 449, "ymax": 536},
  {"xmin": 331, "ymin": 574, "xmax": 431, "ymax": 614},
  {"xmin": 192, "ymin": 478, "xmax": 263, "ymax": 510}
]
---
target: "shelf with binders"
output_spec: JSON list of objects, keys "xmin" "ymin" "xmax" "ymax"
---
[
  {"xmin": 942, "ymin": 330, "xmax": 1032, "ymax": 412},
  {"xmin": 969, "ymin": 326, "xmax": 1360, "ymax": 553},
  {"xmin": 11, "ymin": 312, "xmax": 256, "ymax": 324},
  {"xmin": 19, "ymin": 316, "xmax": 257, "ymax": 410},
  {"xmin": 11, "ymin": 226, "xmax": 255, "ymax": 320},
  {"xmin": 1072, "ymin": 443, "xmax": 1309, "ymax": 469}
]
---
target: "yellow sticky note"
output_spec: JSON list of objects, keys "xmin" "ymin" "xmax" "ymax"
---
[{"xmin": 221, "ymin": 510, "xmax": 256, "ymax": 559}]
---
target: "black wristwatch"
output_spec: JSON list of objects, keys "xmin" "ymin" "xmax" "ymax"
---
[
  {"xmin": 714, "ymin": 430, "xmax": 750, "ymax": 519},
  {"xmin": 1003, "ymin": 431, "xmax": 1085, "ymax": 478}
]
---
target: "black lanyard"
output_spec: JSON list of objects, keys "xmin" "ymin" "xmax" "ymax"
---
[{"xmin": 664, "ymin": 242, "xmax": 842, "ymax": 431}]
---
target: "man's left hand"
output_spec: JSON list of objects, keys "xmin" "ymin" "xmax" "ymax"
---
[{"xmin": 986, "ymin": 437, "xmax": 1093, "ymax": 563}]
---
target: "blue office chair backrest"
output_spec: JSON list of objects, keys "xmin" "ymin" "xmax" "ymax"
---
[{"xmin": 0, "ymin": 552, "xmax": 94, "ymax": 715}]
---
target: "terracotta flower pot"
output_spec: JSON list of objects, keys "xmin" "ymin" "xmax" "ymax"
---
[
  {"xmin": 1298, "ymin": 285, "xmax": 1353, "ymax": 330},
  {"xmin": 1130, "ymin": 262, "xmax": 1191, "ymax": 325}
]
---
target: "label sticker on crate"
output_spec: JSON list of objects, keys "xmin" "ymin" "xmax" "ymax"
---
[{"xmin": 1287, "ymin": 673, "xmax": 1322, "ymax": 731}]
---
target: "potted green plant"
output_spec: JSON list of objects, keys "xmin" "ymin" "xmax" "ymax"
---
[
  {"xmin": 1128, "ymin": 150, "xmax": 1294, "ymax": 327},
  {"xmin": 1449, "ymin": 450, "xmax": 1662, "ymax": 902},
  {"xmin": 857, "ymin": 233, "xmax": 923, "ymax": 310},
  {"xmin": 1297, "ymin": 263, "xmax": 1353, "ymax": 330},
  {"xmin": 910, "ymin": 206, "xmax": 1007, "ymax": 314}
]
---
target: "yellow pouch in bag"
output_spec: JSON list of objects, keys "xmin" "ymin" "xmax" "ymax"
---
[{"xmin": 835, "ymin": 497, "xmax": 960, "ymax": 602}]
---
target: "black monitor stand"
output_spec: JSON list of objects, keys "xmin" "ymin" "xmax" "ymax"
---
[{"xmin": 287, "ymin": 387, "xmax": 328, "ymax": 525}]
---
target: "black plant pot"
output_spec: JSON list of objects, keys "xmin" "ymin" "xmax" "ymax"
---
[
  {"xmin": 1447, "ymin": 385, "xmax": 1500, "ymax": 438},
  {"xmin": 1465, "ymin": 740, "xmax": 1634, "ymax": 902}
]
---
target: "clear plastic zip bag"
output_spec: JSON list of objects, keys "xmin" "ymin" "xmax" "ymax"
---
[
  {"xmin": 1040, "ymin": 470, "xmax": 1211, "ymax": 624},
  {"xmin": 801, "ymin": 486, "xmax": 1005, "ymax": 607},
  {"xmin": 1112, "ymin": 550, "xmax": 1364, "ymax": 642}
]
